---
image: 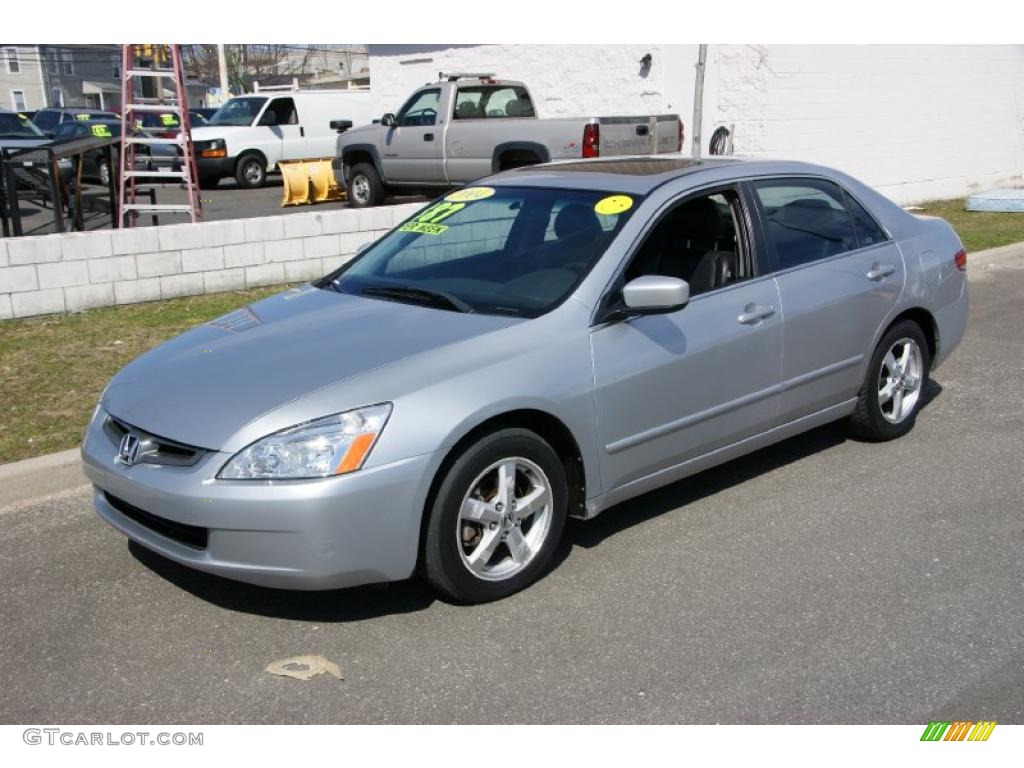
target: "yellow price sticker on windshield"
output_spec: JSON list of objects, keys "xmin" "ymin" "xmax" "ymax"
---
[
  {"xmin": 445, "ymin": 186, "xmax": 495, "ymax": 202},
  {"xmin": 398, "ymin": 200, "xmax": 468, "ymax": 235},
  {"xmin": 75, "ymin": 113, "xmax": 92, "ymax": 121},
  {"xmin": 160, "ymin": 113, "xmax": 178, "ymax": 126},
  {"xmin": 18, "ymin": 113, "xmax": 28, "ymax": 120},
  {"xmin": 594, "ymin": 195, "xmax": 633, "ymax": 216},
  {"xmin": 90, "ymin": 124, "xmax": 112, "ymax": 138}
]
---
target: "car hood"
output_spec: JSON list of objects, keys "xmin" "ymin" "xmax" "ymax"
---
[{"xmin": 102, "ymin": 286, "xmax": 521, "ymax": 450}]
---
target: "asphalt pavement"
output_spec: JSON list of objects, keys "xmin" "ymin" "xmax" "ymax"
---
[{"xmin": 0, "ymin": 254, "xmax": 1022, "ymax": 724}]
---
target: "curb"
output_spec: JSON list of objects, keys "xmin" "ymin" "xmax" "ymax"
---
[
  {"xmin": 0, "ymin": 448, "xmax": 88, "ymax": 508},
  {"xmin": 1, "ymin": 241, "xmax": 1023, "ymax": 507}
]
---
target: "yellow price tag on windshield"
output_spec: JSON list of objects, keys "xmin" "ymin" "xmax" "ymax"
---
[
  {"xmin": 18, "ymin": 113, "xmax": 28, "ymax": 120},
  {"xmin": 90, "ymin": 124, "xmax": 112, "ymax": 138},
  {"xmin": 445, "ymin": 186, "xmax": 495, "ymax": 202},
  {"xmin": 594, "ymin": 195, "xmax": 633, "ymax": 215},
  {"xmin": 75, "ymin": 113, "xmax": 91, "ymax": 121},
  {"xmin": 160, "ymin": 113, "xmax": 178, "ymax": 126}
]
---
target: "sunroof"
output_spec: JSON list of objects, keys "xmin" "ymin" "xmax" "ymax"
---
[{"xmin": 518, "ymin": 157, "xmax": 719, "ymax": 176}]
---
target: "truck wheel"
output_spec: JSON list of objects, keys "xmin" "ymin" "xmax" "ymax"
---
[
  {"xmin": 347, "ymin": 163, "xmax": 384, "ymax": 208},
  {"xmin": 234, "ymin": 154, "xmax": 266, "ymax": 189}
]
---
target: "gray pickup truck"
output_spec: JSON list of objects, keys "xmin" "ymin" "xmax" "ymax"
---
[{"xmin": 334, "ymin": 73, "xmax": 683, "ymax": 207}]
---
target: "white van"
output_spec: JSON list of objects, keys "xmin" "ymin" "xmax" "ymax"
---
[{"xmin": 191, "ymin": 90, "xmax": 375, "ymax": 189}]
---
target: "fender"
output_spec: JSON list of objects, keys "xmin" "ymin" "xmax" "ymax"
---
[
  {"xmin": 341, "ymin": 143, "xmax": 386, "ymax": 182},
  {"xmin": 491, "ymin": 141, "xmax": 550, "ymax": 174}
]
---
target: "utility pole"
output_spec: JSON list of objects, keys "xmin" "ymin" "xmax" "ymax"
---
[
  {"xmin": 691, "ymin": 44, "xmax": 707, "ymax": 159},
  {"xmin": 217, "ymin": 44, "xmax": 230, "ymax": 101}
]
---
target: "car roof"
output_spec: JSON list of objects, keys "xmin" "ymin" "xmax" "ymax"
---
[{"xmin": 486, "ymin": 155, "xmax": 869, "ymax": 196}]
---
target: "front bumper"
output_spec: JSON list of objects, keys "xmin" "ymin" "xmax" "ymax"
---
[
  {"xmin": 81, "ymin": 410, "xmax": 441, "ymax": 590},
  {"xmin": 196, "ymin": 155, "xmax": 234, "ymax": 180}
]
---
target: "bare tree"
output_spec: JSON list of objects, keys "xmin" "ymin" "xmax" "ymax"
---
[{"xmin": 182, "ymin": 44, "xmax": 313, "ymax": 94}]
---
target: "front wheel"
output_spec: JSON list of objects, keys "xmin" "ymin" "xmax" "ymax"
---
[
  {"xmin": 97, "ymin": 158, "xmax": 111, "ymax": 187},
  {"xmin": 346, "ymin": 163, "xmax": 385, "ymax": 208},
  {"xmin": 234, "ymin": 154, "xmax": 266, "ymax": 189},
  {"xmin": 847, "ymin": 320, "xmax": 931, "ymax": 441},
  {"xmin": 423, "ymin": 429, "xmax": 568, "ymax": 603}
]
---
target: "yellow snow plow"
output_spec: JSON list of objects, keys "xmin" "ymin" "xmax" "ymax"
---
[{"xmin": 279, "ymin": 159, "xmax": 346, "ymax": 206}]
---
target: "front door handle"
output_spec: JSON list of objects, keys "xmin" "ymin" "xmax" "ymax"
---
[
  {"xmin": 866, "ymin": 263, "xmax": 896, "ymax": 281},
  {"xmin": 299, "ymin": 126, "xmax": 305, "ymax": 137},
  {"xmin": 737, "ymin": 303, "xmax": 777, "ymax": 325},
  {"xmin": 423, "ymin": 133, "xmax": 434, "ymax": 141}
]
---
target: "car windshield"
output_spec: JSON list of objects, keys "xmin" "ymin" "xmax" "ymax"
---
[
  {"xmin": 0, "ymin": 111, "xmax": 45, "ymax": 138},
  {"xmin": 322, "ymin": 186, "xmax": 639, "ymax": 318},
  {"xmin": 206, "ymin": 97, "xmax": 268, "ymax": 127}
]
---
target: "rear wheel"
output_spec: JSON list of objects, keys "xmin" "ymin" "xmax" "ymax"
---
[
  {"xmin": 234, "ymin": 154, "xmax": 266, "ymax": 188},
  {"xmin": 847, "ymin": 320, "xmax": 931, "ymax": 441},
  {"xmin": 423, "ymin": 429, "xmax": 568, "ymax": 603},
  {"xmin": 97, "ymin": 158, "xmax": 111, "ymax": 187},
  {"xmin": 346, "ymin": 163, "xmax": 385, "ymax": 208}
]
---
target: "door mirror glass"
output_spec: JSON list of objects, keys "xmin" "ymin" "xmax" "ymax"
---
[
  {"xmin": 381, "ymin": 113, "xmax": 396, "ymax": 128},
  {"xmin": 258, "ymin": 111, "xmax": 277, "ymax": 127},
  {"xmin": 622, "ymin": 275, "xmax": 689, "ymax": 314}
]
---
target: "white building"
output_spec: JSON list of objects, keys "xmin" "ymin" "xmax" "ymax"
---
[
  {"xmin": 367, "ymin": 44, "xmax": 1024, "ymax": 204},
  {"xmin": 1, "ymin": 45, "xmax": 47, "ymax": 112}
]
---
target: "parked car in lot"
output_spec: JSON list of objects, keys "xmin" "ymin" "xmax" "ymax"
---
[
  {"xmin": 190, "ymin": 90, "xmax": 375, "ymax": 189},
  {"xmin": 83, "ymin": 156, "xmax": 968, "ymax": 603},
  {"xmin": 52, "ymin": 118, "xmax": 181, "ymax": 186},
  {"xmin": 31, "ymin": 107, "xmax": 118, "ymax": 137},
  {"xmin": 335, "ymin": 73, "xmax": 684, "ymax": 207},
  {"xmin": 0, "ymin": 108, "xmax": 51, "ymax": 148}
]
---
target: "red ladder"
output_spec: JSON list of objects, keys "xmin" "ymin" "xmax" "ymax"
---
[{"xmin": 117, "ymin": 44, "xmax": 203, "ymax": 226}]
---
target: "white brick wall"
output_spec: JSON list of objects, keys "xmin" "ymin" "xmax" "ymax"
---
[
  {"xmin": 370, "ymin": 44, "xmax": 1024, "ymax": 204},
  {"xmin": 0, "ymin": 202, "xmax": 425, "ymax": 320}
]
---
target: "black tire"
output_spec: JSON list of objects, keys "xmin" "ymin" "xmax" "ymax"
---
[
  {"xmin": 96, "ymin": 158, "xmax": 111, "ymax": 187},
  {"xmin": 423, "ymin": 428, "xmax": 568, "ymax": 603},
  {"xmin": 346, "ymin": 162, "xmax": 385, "ymax": 208},
  {"xmin": 234, "ymin": 153, "xmax": 266, "ymax": 189},
  {"xmin": 198, "ymin": 174, "xmax": 220, "ymax": 190},
  {"xmin": 847, "ymin": 319, "xmax": 931, "ymax": 441}
]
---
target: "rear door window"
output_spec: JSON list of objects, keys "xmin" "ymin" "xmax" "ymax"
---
[{"xmin": 753, "ymin": 178, "xmax": 858, "ymax": 270}]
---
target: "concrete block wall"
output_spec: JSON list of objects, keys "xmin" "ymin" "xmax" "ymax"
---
[
  {"xmin": 0, "ymin": 203, "xmax": 425, "ymax": 321},
  {"xmin": 707, "ymin": 45, "xmax": 1024, "ymax": 203}
]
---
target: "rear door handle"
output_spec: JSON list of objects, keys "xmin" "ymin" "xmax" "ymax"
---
[
  {"xmin": 423, "ymin": 133, "xmax": 434, "ymax": 141},
  {"xmin": 737, "ymin": 304, "xmax": 777, "ymax": 325},
  {"xmin": 866, "ymin": 263, "xmax": 896, "ymax": 281}
]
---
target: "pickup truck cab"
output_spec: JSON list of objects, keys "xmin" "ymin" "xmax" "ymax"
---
[{"xmin": 335, "ymin": 73, "xmax": 683, "ymax": 207}]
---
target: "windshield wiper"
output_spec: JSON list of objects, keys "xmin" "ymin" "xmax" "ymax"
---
[{"xmin": 359, "ymin": 285, "xmax": 474, "ymax": 314}]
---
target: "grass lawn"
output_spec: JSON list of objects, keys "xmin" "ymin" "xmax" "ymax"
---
[
  {"xmin": 0, "ymin": 284, "xmax": 287, "ymax": 464},
  {"xmin": 912, "ymin": 198, "xmax": 1024, "ymax": 253}
]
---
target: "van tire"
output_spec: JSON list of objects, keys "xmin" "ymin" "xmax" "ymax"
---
[
  {"xmin": 346, "ymin": 163, "xmax": 385, "ymax": 208},
  {"xmin": 234, "ymin": 154, "xmax": 266, "ymax": 189}
]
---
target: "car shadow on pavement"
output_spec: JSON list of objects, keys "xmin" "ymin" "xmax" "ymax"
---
[
  {"xmin": 128, "ymin": 541, "xmax": 438, "ymax": 622},
  {"xmin": 565, "ymin": 378, "xmax": 943, "ymax": 551}
]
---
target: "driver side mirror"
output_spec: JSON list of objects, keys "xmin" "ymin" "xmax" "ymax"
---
[
  {"xmin": 381, "ymin": 113, "xmax": 397, "ymax": 128},
  {"xmin": 621, "ymin": 275, "xmax": 690, "ymax": 314},
  {"xmin": 258, "ymin": 112, "xmax": 277, "ymax": 127}
]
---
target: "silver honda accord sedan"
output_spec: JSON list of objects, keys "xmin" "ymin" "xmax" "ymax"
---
[{"xmin": 82, "ymin": 156, "xmax": 968, "ymax": 603}]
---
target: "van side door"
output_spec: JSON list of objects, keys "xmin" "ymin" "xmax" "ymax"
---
[{"xmin": 261, "ymin": 97, "xmax": 305, "ymax": 162}]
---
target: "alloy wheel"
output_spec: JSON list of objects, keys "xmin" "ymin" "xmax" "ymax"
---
[
  {"xmin": 877, "ymin": 337, "xmax": 923, "ymax": 424},
  {"xmin": 457, "ymin": 457, "xmax": 553, "ymax": 582}
]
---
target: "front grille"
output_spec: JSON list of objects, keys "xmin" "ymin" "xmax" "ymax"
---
[
  {"xmin": 104, "ymin": 493, "xmax": 209, "ymax": 550},
  {"xmin": 103, "ymin": 415, "xmax": 205, "ymax": 467}
]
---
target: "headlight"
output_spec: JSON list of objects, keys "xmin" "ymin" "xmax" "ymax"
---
[{"xmin": 218, "ymin": 403, "xmax": 392, "ymax": 480}]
